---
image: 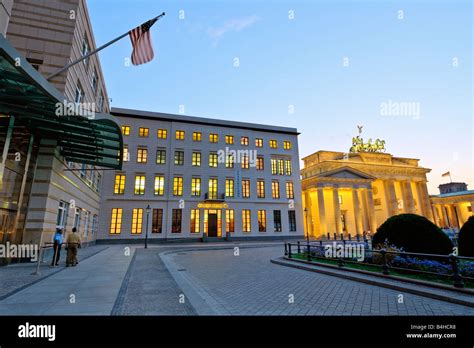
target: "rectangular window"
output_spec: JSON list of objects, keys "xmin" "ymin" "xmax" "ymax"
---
[
  {"xmin": 137, "ymin": 148, "xmax": 148, "ymax": 163},
  {"xmin": 288, "ymin": 211, "xmax": 297, "ymax": 232},
  {"xmin": 91, "ymin": 69, "xmax": 97, "ymax": 92},
  {"xmin": 192, "ymin": 132, "xmax": 202, "ymax": 141},
  {"xmin": 192, "ymin": 152, "xmax": 201, "ymax": 166},
  {"xmin": 209, "ymin": 133, "xmax": 218, "ymax": 143},
  {"xmin": 256, "ymin": 156, "xmax": 264, "ymax": 171},
  {"xmin": 173, "ymin": 177, "xmax": 183, "ymax": 196},
  {"xmin": 242, "ymin": 210, "xmax": 251, "ymax": 233},
  {"xmin": 257, "ymin": 180, "xmax": 265, "ymax": 198},
  {"xmin": 255, "ymin": 138, "xmax": 263, "ymax": 147},
  {"xmin": 258, "ymin": 210, "xmax": 266, "ymax": 232},
  {"xmin": 272, "ymin": 181, "xmax": 280, "ymax": 199},
  {"xmin": 190, "ymin": 209, "xmax": 200, "ymax": 233},
  {"xmin": 242, "ymin": 179, "xmax": 250, "ymax": 198},
  {"xmin": 208, "ymin": 178, "xmax": 218, "ymax": 199},
  {"xmin": 174, "ymin": 151, "xmax": 184, "ymax": 165},
  {"xmin": 75, "ymin": 82, "xmax": 83, "ymax": 103},
  {"xmin": 114, "ymin": 174, "xmax": 126, "ymax": 194},
  {"xmin": 241, "ymin": 155, "xmax": 249, "ymax": 169},
  {"xmin": 191, "ymin": 177, "xmax": 201, "ymax": 196},
  {"xmin": 73, "ymin": 207, "xmax": 81, "ymax": 230},
  {"xmin": 209, "ymin": 152, "xmax": 218, "ymax": 168},
  {"xmin": 110, "ymin": 208, "xmax": 122, "ymax": 234},
  {"xmin": 123, "ymin": 146, "xmax": 129, "ymax": 162},
  {"xmin": 225, "ymin": 179, "xmax": 234, "ymax": 198},
  {"xmin": 241, "ymin": 136, "xmax": 249, "ymax": 146},
  {"xmin": 225, "ymin": 154, "xmax": 234, "ymax": 168},
  {"xmin": 271, "ymin": 159, "xmax": 277, "ymax": 175},
  {"xmin": 226, "ymin": 209, "xmax": 235, "ymax": 233},
  {"xmin": 286, "ymin": 181, "xmax": 294, "ymax": 199},
  {"xmin": 57, "ymin": 201, "xmax": 69, "ymax": 229},
  {"xmin": 121, "ymin": 126, "xmax": 130, "ymax": 136},
  {"xmin": 131, "ymin": 208, "xmax": 143, "ymax": 234},
  {"xmin": 152, "ymin": 209, "xmax": 163, "ymax": 233},
  {"xmin": 225, "ymin": 135, "xmax": 234, "ymax": 144},
  {"xmin": 283, "ymin": 141, "xmax": 292, "ymax": 150},
  {"xmin": 172, "ymin": 209, "xmax": 182, "ymax": 233},
  {"xmin": 157, "ymin": 129, "xmax": 167, "ymax": 139},
  {"xmin": 139, "ymin": 127, "xmax": 149, "ymax": 137},
  {"xmin": 156, "ymin": 149, "xmax": 166, "ymax": 164},
  {"xmin": 154, "ymin": 175, "xmax": 165, "ymax": 196},
  {"xmin": 176, "ymin": 130, "xmax": 185, "ymax": 140},
  {"xmin": 273, "ymin": 210, "xmax": 282, "ymax": 232},
  {"xmin": 269, "ymin": 140, "xmax": 278, "ymax": 148},
  {"xmin": 135, "ymin": 175, "xmax": 146, "ymax": 195},
  {"xmin": 277, "ymin": 159, "xmax": 284, "ymax": 175},
  {"xmin": 285, "ymin": 160, "xmax": 292, "ymax": 175}
]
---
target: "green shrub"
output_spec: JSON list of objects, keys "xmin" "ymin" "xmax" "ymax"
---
[
  {"xmin": 373, "ymin": 214, "xmax": 453, "ymax": 255},
  {"xmin": 459, "ymin": 216, "xmax": 474, "ymax": 257}
]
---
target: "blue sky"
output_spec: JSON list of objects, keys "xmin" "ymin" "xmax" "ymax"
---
[{"xmin": 88, "ymin": 0, "xmax": 472, "ymax": 193}]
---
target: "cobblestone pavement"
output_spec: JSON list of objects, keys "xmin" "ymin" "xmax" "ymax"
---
[{"xmin": 165, "ymin": 246, "xmax": 474, "ymax": 316}]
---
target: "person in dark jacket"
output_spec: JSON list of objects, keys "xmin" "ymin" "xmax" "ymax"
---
[{"xmin": 51, "ymin": 228, "xmax": 63, "ymax": 266}]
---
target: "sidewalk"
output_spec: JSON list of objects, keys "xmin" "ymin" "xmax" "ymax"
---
[{"xmin": 0, "ymin": 246, "xmax": 135, "ymax": 315}]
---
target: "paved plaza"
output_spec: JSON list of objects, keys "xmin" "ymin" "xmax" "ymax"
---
[{"xmin": 0, "ymin": 243, "xmax": 473, "ymax": 316}]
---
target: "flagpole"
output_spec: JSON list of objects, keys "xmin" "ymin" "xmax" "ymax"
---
[{"xmin": 46, "ymin": 12, "xmax": 165, "ymax": 81}]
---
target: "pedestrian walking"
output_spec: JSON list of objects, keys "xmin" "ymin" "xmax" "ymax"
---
[
  {"xmin": 66, "ymin": 227, "xmax": 81, "ymax": 267},
  {"xmin": 51, "ymin": 228, "xmax": 63, "ymax": 266}
]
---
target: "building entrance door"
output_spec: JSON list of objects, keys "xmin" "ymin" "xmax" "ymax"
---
[{"xmin": 208, "ymin": 213, "xmax": 218, "ymax": 237}]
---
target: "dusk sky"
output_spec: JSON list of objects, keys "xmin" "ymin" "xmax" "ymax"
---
[{"xmin": 88, "ymin": 0, "xmax": 472, "ymax": 194}]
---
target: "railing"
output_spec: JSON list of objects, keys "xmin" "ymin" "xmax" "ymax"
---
[
  {"xmin": 283, "ymin": 241, "xmax": 474, "ymax": 289},
  {"xmin": 32, "ymin": 242, "xmax": 81, "ymax": 275}
]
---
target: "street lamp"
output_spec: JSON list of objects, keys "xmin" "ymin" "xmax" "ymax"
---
[
  {"xmin": 304, "ymin": 207, "xmax": 309, "ymax": 243},
  {"xmin": 145, "ymin": 205, "xmax": 151, "ymax": 249}
]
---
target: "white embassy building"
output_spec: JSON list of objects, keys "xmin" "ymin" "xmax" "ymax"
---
[{"xmin": 97, "ymin": 108, "xmax": 304, "ymax": 242}]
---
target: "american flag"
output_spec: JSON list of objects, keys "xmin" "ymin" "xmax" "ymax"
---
[{"xmin": 129, "ymin": 18, "xmax": 159, "ymax": 65}]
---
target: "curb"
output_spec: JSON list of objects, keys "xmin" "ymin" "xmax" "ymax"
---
[{"xmin": 270, "ymin": 257, "xmax": 474, "ymax": 308}]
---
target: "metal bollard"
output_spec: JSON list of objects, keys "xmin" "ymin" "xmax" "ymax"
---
[
  {"xmin": 449, "ymin": 254, "xmax": 464, "ymax": 288},
  {"xmin": 284, "ymin": 243, "xmax": 288, "ymax": 256},
  {"xmin": 381, "ymin": 249, "xmax": 389, "ymax": 275},
  {"xmin": 307, "ymin": 244, "xmax": 312, "ymax": 261},
  {"xmin": 32, "ymin": 246, "xmax": 44, "ymax": 275},
  {"xmin": 288, "ymin": 244, "xmax": 292, "ymax": 259},
  {"xmin": 297, "ymin": 241, "xmax": 301, "ymax": 254}
]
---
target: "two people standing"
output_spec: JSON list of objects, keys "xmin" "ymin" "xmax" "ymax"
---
[{"xmin": 51, "ymin": 227, "xmax": 82, "ymax": 267}]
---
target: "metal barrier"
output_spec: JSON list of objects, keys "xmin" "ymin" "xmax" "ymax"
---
[{"xmin": 32, "ymin": 242, "xmax": 81, "ymax": 275}]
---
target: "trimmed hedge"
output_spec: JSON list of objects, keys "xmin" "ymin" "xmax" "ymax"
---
[
  {"xmin": 459, "ymin": 216, "xmax": 474, "ymax": 257},
  {"xmin": 373, "ymin": 214, "xmax": 453, "ymax": 255}
]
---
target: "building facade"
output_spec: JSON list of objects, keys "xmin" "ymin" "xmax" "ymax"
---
[
  {"xmin": 0, "ymin": 0, "xmax": 12, "ymax": 36},
  {"xmin": 98, "ymin": 108, "xmax": 304, "ymax": 241},
  {"xmin": 0, "ymin": 0, "xmax": 116, "ymax": 257},
  {"xmin": 431, "ymin": 182, "xmax": 474, "ymax": 229},
  {"xmin": 301, "ymin": 150, "xmax": 434, "ymax": 239}
]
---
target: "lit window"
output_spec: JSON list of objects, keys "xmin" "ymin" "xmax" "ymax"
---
[
  {"xmin": 271, "ymin": 159, "xmax": 277, "ymax": 175},
  {"xmin": 241, "ymin": 136, "xmax": 249, "ymax": 146},
  {"xmin": 256, "ymin": 156, "xmax": 264, "ymax": 170},
  {"xmin": 157, "ymin": 129, "xmax": 167, "ymax": 139},
  {"xmin": 208, "ymin": 178, "xmax": 218, "ymax": 199},
  {"xmin": 278, "ymin": 159, "xmax": 284, "ymax": 175},
  {"xmin": 258, "ymin": 210, "xmax": 266, "ymax": 232},
  {"xmin": 225, "ymin": 154, "xmax": 234, "ymax": 168},
  {"xmin": 255, "ymin": 138, "xmax": 263, "ymax": 147},
  {"xmin": 174, "ymin": 151, "xmax": 184, "ymax": 165},
  {"xmin": 114, "ymin": 174, "xmax": 126, "ymax": 194},
  {"xmin": 152, "ymin": 209, "xmax": 163, "ymax": 233},
  {"xmin": 123, "ymin": 146, "xmax": 129, "ymax": 162},
  {"xmin": 242, "ymin": 179, "xmax": 250, "ymax": 198},
  {"xmin": 226, "ymin": 179, "xmax": 234, "ymax": 198},
  {"xmin": 121, "ymin": 126, "xmax": 130, "ymax": 136},
  {"xmin": 173, "ymin": 177, "xmax": 183, "ymax": 196},
  {"xmin": 190, "ymin": 209, "xmax": 200, "ymax": 233},
  {"xmin": 283, "ymin": 141, "xmax": 292, "ymax": 150},
  {"xmin": 241, "ymin": 155, "xmax": 249, "ymax": 169},
  {"xmin": 192, "ymin": 152, "xmax": 201, "ymax": 166},
  {"xmin": 110, "ymin": 208, "xmax": 122, "ymax": 234},
  {"xmin": 191, "ymin": 177, "xmax": 201, "ymax": 196},
  {"xmin": 273, "ymin": 210, "xmax": 282, "ymax": 232},
  {"xmin": 285, "ymin": 160, "xmax": 292, "ymax": 175},
  {"xmin": 257, "ymin": 180, "xmax": 265, "ymax": 198},
  {"xmin": 134, "ymin": 175, "xmax": 146, "ymax": 195},
  {"xmin": 289, "ymin": 211, "xmax": 297, "ymax": 232},
  {"xmin": 139, "ymin": 127, "xmax": 149, "ymax": 137},
  {"xmin": 176, "ymin": 130, "xmax": 185, "ymax": 140},
  {"xmin": 242, "ymin": 210, "xmax": 251, "ymax": 233},
  {"xmin": 172, "ymin": 209, "xmax": 182, "ymax": 233},
  {"xmin": 209, "ymin": 133, "xmax": 218, "ymax": 143},
  {"xmin": 137, "ymin": 148, "xmax": 148, "ymax": 163},
  {"xmin": 209, "ymin": 152, "xmax": 218, "ymax": 168},
  {"xmin": 286, "ymin": 181, "xmax": 294, "ymax": 199},
  {"xmin": 156, "ymin": 149, "xmax": 166, "ymax": 164},
  {"xmin": 193, "ymin": 132, "xmax": 202, "ymax": 141},
  {"xmin": 225, "ymin": 135, "xmax": 234, "ymax": 144},
  {"xmin": 131, "ymin": 208, "xmax": 143, "ymax": 234},
  {"xmin": 226, "ymin": 209, "xmax": 235, "ymax": 233},
  {"xmin": 272, "ymin": 181, "xmax": 280, "ymax": 199},
  {"xmin": 154, "ymin": 175, "xmax": 165, "ymax": 196},
  {"xmin": 269, "ymin": 140, "xmax": 278, "ymax": 149}
]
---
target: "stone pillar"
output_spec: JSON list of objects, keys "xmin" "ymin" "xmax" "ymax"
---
[
  {"xmin": 303, "ymin": 190, "xmax": 313, "ymax": 238},
  {"xmin": 432, "ymin": 204, "xmax": 440, "ymax": 227},
  {"xmin": 383, "ymin": 180, "xmax": 398, "ymax": 217},
  {"xmin": 360, "ymin": 188, "xmax": 370, "ymax": 231},
  {"xmin": 401, "ymin": 181, "xmax": 416, "ymax": 214},
  {"xmin": 418, "ymin": 182, "xmax": 434, "ymax": 222},
  {"xmin": 316, "ymin": 187, "xmax": 327, "ymax": 237},
  {"xmin": 332, "ymin": 186, "xmax": 342, "ymax": 234},
  {"xmin": 454, "ymin": 204, "xmax": 463, "ymax": 228},
  {"xmin": 471, "ymin": 202, "xmax": 474, "ymax": 217},
  {"xmin": 352, "ymin": 188, "xmax": 362, "ymax": 236},
  {"xmin": 365, "ymin": 187, "xmax": 377, "ymax": 233},
  {"xmin": 441, "ymin": 205, "xmax": 449, "ymax": 227},
  {"xmin": 414, "ymin": 181, "xmax": 426, "ymax": 216}
]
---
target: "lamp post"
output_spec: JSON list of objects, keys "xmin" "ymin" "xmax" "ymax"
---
[
  {"xmin": 304, "ymin": 208, "xmax": 310, "ymax": 261},
  {"xmin": 145, "ymin": 205, "xmax": 151, "ymax": 249}
]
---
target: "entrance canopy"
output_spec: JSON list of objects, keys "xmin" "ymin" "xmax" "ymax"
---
[{"xmin": 0, "ymin": 36, "xmax": 123, "ymax": 169}]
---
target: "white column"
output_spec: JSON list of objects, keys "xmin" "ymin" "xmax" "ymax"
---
[
  {"xmin": 303, "ymin": 190, "xmax": 313, "ymax": 238},
  {"xmin": 383, "ymin": 180, "xmax": 398, "ymax": 217},
  {"xmin": 401, "ymin": 181, "xmax": 416, "ymax": 214},
  {"xmin": 352, "ymin": 188, "xmax": 362, "ymax": 236},
  {"xmin": 418, "ymin": 182, "xmax": 434, "ymax": 222},
  {"xmin": 316, "ymin": 187, "xmax": 327, "ymax": 237},
  {"xmin": 333, "ymin": 186, "xmax": 342, "ymax": 234}
]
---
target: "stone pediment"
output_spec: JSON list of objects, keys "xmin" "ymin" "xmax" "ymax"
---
[{"xmin": 317, "ymin": 166, "xmax": 376, "ymax": 181}]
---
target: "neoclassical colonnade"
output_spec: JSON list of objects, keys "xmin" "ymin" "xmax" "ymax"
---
[{"xmin": 431, "ymin": 198, "xmax": 474, "ymax": 229}]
